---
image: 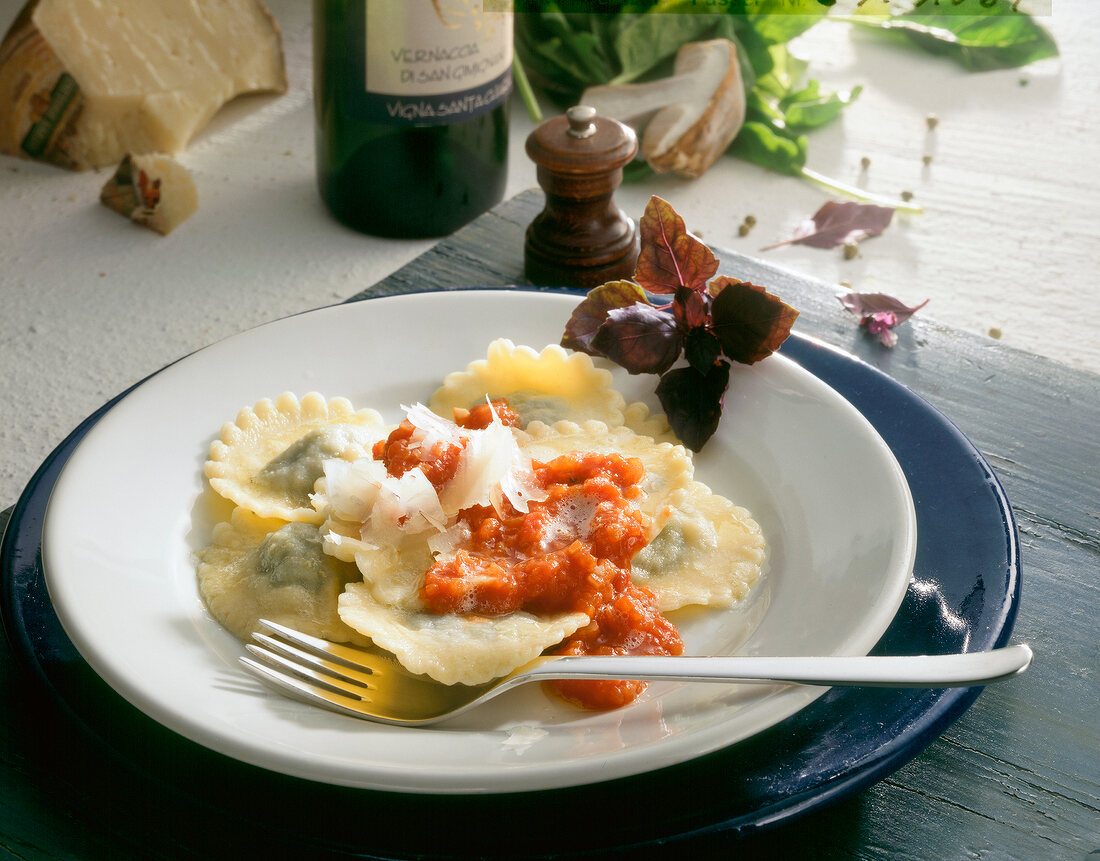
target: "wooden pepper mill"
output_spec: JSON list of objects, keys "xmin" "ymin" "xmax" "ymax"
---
[{"xmin": 524, "ymin": 105, "xmax": 640, "ymax": 289}]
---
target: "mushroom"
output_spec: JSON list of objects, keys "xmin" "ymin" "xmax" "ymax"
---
[{"xmin": 580, "ymin": 39, "xmax": 746, "ymax": 180}]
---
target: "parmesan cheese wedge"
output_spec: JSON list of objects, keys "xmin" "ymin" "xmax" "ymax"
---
[
  {"xmin": 0, "ymin": 0, "xmax": 287, "ymax": 170},
  {"xmin": 100, "ymin": 153, "xmax": 197, "ymax": 235}
]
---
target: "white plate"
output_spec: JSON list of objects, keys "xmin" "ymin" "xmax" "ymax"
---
[{"xmin": 42, "ymin": 289, "xmax": 916, "ymax": 794}]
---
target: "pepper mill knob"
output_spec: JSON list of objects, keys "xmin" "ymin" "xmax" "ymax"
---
[
  {"xmin": 524, "ymin": 105, "xmax": 640, "ymax": 289},
  {"xmin": 566, "ymin": 104, "xmax": 598, "ymax": 139}
]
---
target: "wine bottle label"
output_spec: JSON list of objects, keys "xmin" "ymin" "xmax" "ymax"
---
[{"xmin": 364, "ymin": 0, "xmax": 512, "ymax": 126}]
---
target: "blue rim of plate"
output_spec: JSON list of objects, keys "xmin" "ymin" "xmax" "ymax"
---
[{"xmin": 0, "ymin": 288, "xmax": 1020, "ymax": 858}]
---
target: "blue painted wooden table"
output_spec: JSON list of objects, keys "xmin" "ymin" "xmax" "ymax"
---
[{"xmin": 1, "ymin": 191, "xmax": 1096, "ymax": 859}]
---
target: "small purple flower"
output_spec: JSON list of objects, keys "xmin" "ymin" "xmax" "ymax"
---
[
  {"xmin": 838, "ymin": 293, "xmax": 928, "ymax": 348},
  {"xmin": 864, "ymin": 310, "xmax": 900, "ymax": 347}
]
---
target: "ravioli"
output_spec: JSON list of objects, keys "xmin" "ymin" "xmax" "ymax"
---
[
  {"xmin": 631, "ymin": 483, "xmax": 766, "ymax": 611},
  {"xmin": 429, "ymin": 339, "xmax": 627, "ymax": 428},
  {"xmin": 196, "ymin": 507, "xmax": 369, "ymax": 645},
  {"xmin": 339, "ymin": 582, "xmax": 589, "ymax": 686},
  {"xmin": 204, "ymin": 392, "xmax": 384, "ymax": 523},
  {"xmin": 198, "ymin": 342, "xmax": 769, "ymax": 706},
  {"xmin": 335, "ymin": 534, "xmax": 591, "ymax": 686},
  {"xmin": 350, "ymin": 542, "xmax": 436, "ymax": 612},
  {"xmin": 326, "ymin": 416, "xmax": 701, "ymax": 687},
  {"xmin": 516, "ymin": 419, "xmax": 694, "ymax": 529},
  {"xmin": 622, "ymin": 401, "xmax": 679, "ymax": 446}
]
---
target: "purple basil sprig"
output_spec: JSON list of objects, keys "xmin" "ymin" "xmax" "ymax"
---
[
  {"xmin": 562, "ymin": 196, "xmax": 799, "ymax": 451},
  {"xmin": 839, "ymin": 292, "xmax": 929, "ymax": 347}
]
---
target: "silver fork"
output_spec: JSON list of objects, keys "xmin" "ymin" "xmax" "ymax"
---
[{"xmin": 239, "ymin": 619, "xmax": 1033, "ymax": 726}]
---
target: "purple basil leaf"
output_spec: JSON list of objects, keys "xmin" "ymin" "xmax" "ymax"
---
[
  {"xmin": 837, "ymin": 292, "xmax": 929, "ymax": 326},
  {"xmin": 710, "ymin": 277, "xmax": 799, "ymax": 364},
  {"xmin": 684, "ymin": 327, "xmax": 723, "ymax": 375},
  {"xmin": 561, "ymin": 280, "xmax": 651, "ymax": 354},
  {"xmin": 672, "ymin": 285, "xmax": 711, "ymax": 330},
  {"xmin": 634, "ymin": 196, "xmax": 719, "ymax": 294},
  {"xmin": 592, "ymin": 302, "xmax": 683, "ymax": 375},
  {"xmin": 763, "ymin": 201, "xmax": 895, "ymax": 250},
  {"xmin": 655, "ymin": 360, "xmax": 731, "ymax": 452}
]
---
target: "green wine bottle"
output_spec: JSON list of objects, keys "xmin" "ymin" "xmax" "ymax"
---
[{"xmin": 312, "ymin": 0, "xmax": 512, "ymax": 238}]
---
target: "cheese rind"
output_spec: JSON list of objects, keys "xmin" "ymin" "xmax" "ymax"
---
[
  {"xmin": 99, "ymin": 153, "xmax": 198, "ymax": 235},
  {"xmin": 0, "ymin": 0, "xmax": 287, "ymax": 170}
]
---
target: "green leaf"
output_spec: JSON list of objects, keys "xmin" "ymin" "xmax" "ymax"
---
[
  {"xmin": 611, "ymin": 12, "xmax": 719, "ymax": 83},
  {"xmin": 784, "ymin": 83, "xmax": 862, "ymax": 130},
  {"xmin": 754, "ymin": 44, "xmax": 810, "ymax": 99},
  {"xmin": 539, "ymin": 12, "xmax": 616, "ymax": 82},
  {"xmin": 729, "ymin": 120, "xmax": 807, "ymax": 176},
  {"xmin": 727, "ymin": 12, "xmax": 777, "ymax": 77},
  {"xmin": 528, "ymin": 37, "xmax": 589, "ymax": 89},
  {"xmin": 514, "ymin": 15, "xmax": 592, "ymax": 102},
  {"xmin": 745, "ymin": 88, "xmax": 787, "ymax": 126},
  {"xmin": 855, "ymin": 7, "xmax": 1058, "ymax": 71},
  {"xmin": 748, "ymin": 3, "xmax": 829, "ymax": 46}
]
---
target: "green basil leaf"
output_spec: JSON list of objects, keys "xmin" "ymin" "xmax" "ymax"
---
[
  {"xmin": 540, "ymin": 12, "xmax": 616, "ymax": 82},
  {"xmin": 754, "ymin": 44, "xmax": 810, "ymax": 98},
  {"xmin": 858, "ymin": 7, "xmax": 1058, "ymax": 71},
  {"xmin": 514, "ymin": 11, "xmax": 596, "ymax": 102},
  {"xmin": 748, "ymin": 4, "xmax": 829, "ymax": 46},
  {"xmin": 729, "ymin": 120, "xmax": 807, "ymax": 176},
  {"xmin": 528, "ymin": 38, "xmax": 592, "ymax": 90},
  {"xmin": 745, "ymin": 88, "xmax": 786, "ymax": 126},
  {"xmin": 622, "ymin": 159, "xmax": 655, "ymax": 183},
  {"xmin": 784, "ymin": 83, "xmax": 862, "ymax": 129},
  {"xmin": 729, "ymin": 13, "xmax": 777, "ymax": 77},
  {"xmin": 611, "ymin": 13, "xmax": 720, "ymax": 83}
]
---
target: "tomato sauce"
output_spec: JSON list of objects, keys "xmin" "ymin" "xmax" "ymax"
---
[
  {"xmin": 374, "ymin": 408, "xmax": 683, "ymax": 710},
  {"xmin": 372, "ymin": 399, "xmax": 520, "ymax": 487}
]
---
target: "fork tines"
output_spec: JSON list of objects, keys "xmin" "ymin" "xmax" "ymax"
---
[{"xmin": 240, "ymin": 619, "xmax": 383, "ymax": 713}]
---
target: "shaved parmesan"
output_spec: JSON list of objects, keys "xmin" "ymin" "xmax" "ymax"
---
[
  {"xmin": 371, "ymin": 467, "xmax": 446, "ymax": 538},
  {"xmin": 427, "ymin": 520, "xmax": 473, "ymax": 562},
  {"xmin": 317, "ymin": 456, "xmax": 445, "ymax": 545},
  {"xmin": 438, "ymin": 418, "xmax": 545, "ymax": 516}
]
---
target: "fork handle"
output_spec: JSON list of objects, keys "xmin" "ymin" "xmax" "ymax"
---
[{"xmin": 520, "ymin": 644, "xmax": 1032, "ymax": 688}]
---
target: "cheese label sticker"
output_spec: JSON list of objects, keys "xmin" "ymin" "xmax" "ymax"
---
[
  {"xmin": 364, "ymin": 0, "xmax": 512, "ymax": 126},
  {"xmin": 21, "ymin": 72, "xmax": 79, "ymax": 158}
]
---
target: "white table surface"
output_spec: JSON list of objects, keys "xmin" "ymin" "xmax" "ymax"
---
[{"xmin": 1, "ymin": 0, "xmax": 1097, "ymax": 508}]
